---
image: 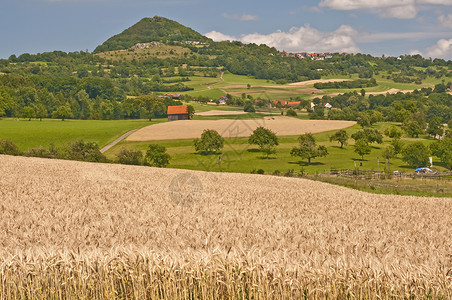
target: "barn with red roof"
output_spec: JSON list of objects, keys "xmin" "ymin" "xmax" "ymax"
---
[{"xmin": 167, "ymin": 105, "xmax": 189, "ymax": 121}]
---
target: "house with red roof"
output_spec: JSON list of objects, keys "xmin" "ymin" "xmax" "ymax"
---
[{"xmin": 167, "ymin": 105, "xmax": 189, "ymax": 121}]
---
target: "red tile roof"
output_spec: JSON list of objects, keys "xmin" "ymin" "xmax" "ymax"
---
[{"xmin": 167, "ymin": 105, "xmax": 189, "ymax": 115}]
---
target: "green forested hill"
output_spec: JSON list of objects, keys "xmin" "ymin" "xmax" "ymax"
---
[{"xmin": 94, "ymin": 16, "xmax": 211, "ymax": 53}]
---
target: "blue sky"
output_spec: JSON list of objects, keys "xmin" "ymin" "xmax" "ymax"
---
[{"xmin": 2, "ymin": 0, "xmax": 452, "ymax": 59}]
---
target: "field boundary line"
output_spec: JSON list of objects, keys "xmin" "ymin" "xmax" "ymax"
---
[{"xmin": 100, "ymin": 129, "xmax": 138, "ymax": 153}]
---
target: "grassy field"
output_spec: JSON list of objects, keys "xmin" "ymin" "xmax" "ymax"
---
[
  {"xmin": 178, "ymin": 71, "xmax": 448, "ymax": 100},
  {"xmin": 108, "ymin": 122, "xmax": 447, "ymax": 176},
  {"xmin": 0, "ymin": 155, "xmax": 450, "ymax": 299},
  {"xmin": 0, "ymin": 118, "xmax": 159, "ymax": 151}
]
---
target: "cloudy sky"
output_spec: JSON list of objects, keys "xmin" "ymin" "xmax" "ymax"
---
[{"xmin": 2, "ymin": 0, "xmax": 452, "ymax": 59}]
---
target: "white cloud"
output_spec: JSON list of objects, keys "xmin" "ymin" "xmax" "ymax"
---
[
  {"xmin": 319, "ymin": 0, "xmax": 452, "ymax": 19},
  {"xmin": 205, "ymin": 31, "xmax": 237, "ymax": 42},
  {"xmin": 360, "ymin": 31, "xmax": 450, "ymax": 43},
  {"xmin": 222, "ymin": 13, "xmax": 259, "ymax": 21},
  {"xmin": 205, "ymin": 25, "xmax": 360, "ymax": 53},
  {"xmin": 439, "ymin": 14, "xmax": 452, "ymax": 27},
  {"xmin": 425, "ymin": 38, "xmax": 452, "ymax": 58}
]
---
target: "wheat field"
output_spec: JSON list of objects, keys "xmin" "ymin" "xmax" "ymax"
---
[
  {"xmin": 0, "ymin": 155, "xmax": 451, "ymax": 299},
  {"xmin": 127, "ymin": 117, "xmax": 356, "ymax": 141}
]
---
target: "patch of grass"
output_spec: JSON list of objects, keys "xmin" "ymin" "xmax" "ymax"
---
[{"xmin": 0, "ymin": 118, "xmax": 161, "ymax": 151}]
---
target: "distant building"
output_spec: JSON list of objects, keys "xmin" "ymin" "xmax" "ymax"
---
[
  {"xmin": 218, "ymin": 96, "xmax": 228, "ymax": 104},
  {"xmin": 167, "ymin": 105, "xmax": 189, "ymax": 121}
]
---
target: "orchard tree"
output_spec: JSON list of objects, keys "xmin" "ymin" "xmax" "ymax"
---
[
  {"xmin": 402, "ymin": 142, "xmax": 430, "ymax": 168},
  {"xmin": 354, "ymin": 138, "xmax": 371, "ymax": 161},
  {"xmin": 426, "ymin": 117, "xmax": 444, "ymax": 138},
  {"xmin": 248, "ymin": 127, "xmax": 279, "ymax": 158},
  {"xmin": 194, "ymin": 129, "xmax": 224, "ymax": 154},
  {"xmin": 351, "ymin": 128, "xmax": 383, "ymax": 144},
  {"xmin": 430, "ymin": 138, "xmax": 452, "ymax": 170},
  {"xmin": 290, "ymin": 133, "xmax": 328, "ymax": 165},
  {"xmin": 329, "ymin": 129, "xmax": 349, "ymax": 148},
  {"xmin": 145, "ymin": 144, "xmax": 170, "ymax": 167},
  {"xmin": 384, "ymin": 126, "xmax": 403, "ymax": 139}
]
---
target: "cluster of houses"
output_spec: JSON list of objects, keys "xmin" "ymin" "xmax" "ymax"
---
[
  {"xmin": 268, "ymin": 52, "xmax": 349, "ymax": 61},
  {"xmin": 131, "ymin": 42, "xmax": 161, "ymax": 50},
  {"xmin": 184, "ymin": 41, "xmax": 207, "ymax": 46}
]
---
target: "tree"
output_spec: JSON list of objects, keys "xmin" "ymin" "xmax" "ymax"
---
[
  {"xmin": 244, "ymin": 101, "xmax": 255, "ymax": 112},
  {"xmin": 390, "ymin": 137, "xmax": 404, "ymax": 157},
  {"xmin": 430, "ymin": 138, "xmax": 452, "ymax": 169},
  {"xmin": 248, "ymin": 127, "xmax": 279, "ymax": 158},
  {"xmin": 354, "ymin": 138, "xmax": 371, "ymax": 160},
  {"xmin": 194, "ymin": 129, "xmax": 224, "ymax": 154},
  {"xmin": 145, "ymin": 144, "xmax": 170, "ymax": 167},
  {"xmin": 351, "ymin": 128, "xmax": 383, "ymax": 144},
  {"xmin": 34, "ymin": 103, "xmax": 47, "ymax": 121},
  {"xmin": 290, "ymin": 133, "xmax": 328, "ymax": 164},
  {"xmin": 384, "ymin": 126, "xmax": 403, "ymax": 139},
  {"xmin": 22, "ymin": 106, "xmax": 35, "ymax": 121},
  {"xmin": 52, "ymin": 105, "xmax": 73, "ymax": 121},
  {"xmin": 426, "ymin": 117, "xmax": 444, "ymax": 138},
  {"xmin": 329, "ymin": 129, "xmax": 349, "ymax": 148},
  {"xmin": 0, "ymin": 88, "xmax": 14, "ymax": 117},
  {"xmin": 402, "ymin": 142, "xmax": 430, "ymax": 168},
  {"xmin": 187, "ymin": 105, "xmax": 195, "ymax": 119},
  {"xmin": 139, "ymin": 95, "xmax": 164, "ymax": 121},
  {"xmin": 357, "ymin": 110, "xmax": 383, "ymax": 128}
]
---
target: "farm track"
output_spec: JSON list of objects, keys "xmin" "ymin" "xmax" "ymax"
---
[{"xmin": 100, "ymin": 129, "xmax": 138, "ymax": 153}]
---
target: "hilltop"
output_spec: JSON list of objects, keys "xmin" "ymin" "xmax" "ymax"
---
[{"xmin": 94, "ymin": 16, "xmax": 211, "ymax": 53}]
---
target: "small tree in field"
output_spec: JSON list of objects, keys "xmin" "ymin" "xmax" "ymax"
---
[
  {"xmin": 22, "ymin": 106, "xmax": 35, "ymax": 121},
  {"xmin": 145, "ymin": 144, "xmax": 170, "ymax": 167},
  {"xmin": 194, "ymin": 129, "xmax": 224, "ymax": 154},
  {"xmin": 329, "ymin": 129, "xmax": 349, "ymax": 148},
  {"xmin": 354, "ymin": 138, "xmax": 371, "ymax": 161},
  {"xmin": 52, "ymin": 105, "xmax": 73, "ymax": 121},
  {"xmin": 248, "ymin": 127, "xmax": 279, "ymax": 158},
  {"xmin": 290, "ymin": 133, "xmax": 328, "ymax": 165}
]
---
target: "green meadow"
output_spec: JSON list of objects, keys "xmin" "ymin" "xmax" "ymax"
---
[{"xmin": 0, "ymin": 118, "xmax": 158, "ymax": 151}]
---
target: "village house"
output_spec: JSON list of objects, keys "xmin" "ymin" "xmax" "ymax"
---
[
  {"xmin": 167, "ymin": 105, "xmax": 189, "ymax": 121},
  {"xmin": 218, "ymin": 96, "xmax": 228, "ymax": 104}
]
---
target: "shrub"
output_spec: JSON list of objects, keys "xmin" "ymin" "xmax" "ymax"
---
[
  {"xmin": 286, "ymin": 109, "xmax": 297, "ymax": 117},
  {"xmin": 117, "ymin": 149, "xmax": 143, "ymax": 165},
  {"xmin": 24, "ymin": 145, "xmax": 59, "ymax": 159},
  {"xmin": 62, "ymin": 140, "xmax": 107, "ymax": 163},
  {"xmin": 0, "ymin": 140, "xmax": 21, "ymax": 156},
  {"xmin": 145, "ymin": 144, "xmax": 170, "ymax": 167}
]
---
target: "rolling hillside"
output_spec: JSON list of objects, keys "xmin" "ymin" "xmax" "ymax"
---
[{"xmin": 94, "ymin": 16, "xmax": 211, "ymax": 53}]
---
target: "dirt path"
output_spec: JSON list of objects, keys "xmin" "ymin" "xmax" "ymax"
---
[{"xmin": 100, "ymin": 129, "xmax": 138, "ymax": 153}]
